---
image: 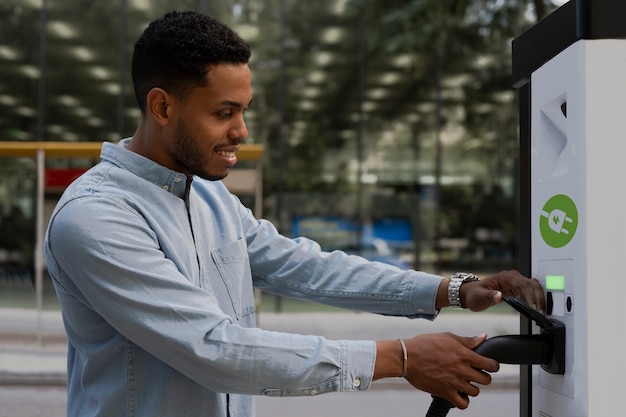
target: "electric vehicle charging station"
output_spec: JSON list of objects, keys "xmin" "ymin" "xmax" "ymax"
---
[{"xmin": 513, "ymin": 1, "xmax": 626, "ymax": 416}]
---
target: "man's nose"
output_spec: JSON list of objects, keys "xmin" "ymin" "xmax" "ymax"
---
[{"xmin": 229, "ymin": 116, "xmax": 248, "ymax": 140}]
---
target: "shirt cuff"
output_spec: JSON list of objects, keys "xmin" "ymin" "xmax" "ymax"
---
[
  {"xmin": 405, "ymin": 272, "xmax": 445, "ymax": 319},
  {"xmin": 340, "ymin": 340, "xmax": 376, "ymax": 392}
]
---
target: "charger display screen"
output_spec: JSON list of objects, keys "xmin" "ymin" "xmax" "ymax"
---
[{"xmin": 546, "ymin": 274, "xmax": 565, "ymax": 291}]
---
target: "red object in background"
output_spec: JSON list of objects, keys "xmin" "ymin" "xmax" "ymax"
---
[{"xmin": 45, "ymin": 168, "xmax": 87, "ymax": 188}]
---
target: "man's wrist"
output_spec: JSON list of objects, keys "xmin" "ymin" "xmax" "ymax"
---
[
  {"xmin": 436, "ymin": 278, "xmax": 451, "ymax": 309},
  {"xmin": 373, "ymin": 340, "xmax": 405, "ymax": 380}
]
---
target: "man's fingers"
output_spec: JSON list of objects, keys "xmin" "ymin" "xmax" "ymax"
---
[
  {"xmin": 459, "ymin": 333, "xmax": 500, "ymax": 374},
  {"xmin": 473, "ymin": 354, "xmax": 499, "ymax": 374},
  {"xmin": 404, "ymin": 332, "xmax": 500, "ymax": 409},
  {"xmin": 531, "ymin": 277, "xmax": 546, "ymax": 314},
  {"xmin": 465, "ymin": 332, "xmax": 488, "ymax": 349},
  {"xmin": 469, "ymin": 367, "xmax": 494, "ymax": 386},
  {"xmin": 490, "ymin": 289, "xmax": 503, "ymax": 305},
  {"xmin": 450, "ymin": 391, "xmax": 471, "ymax": 410}
]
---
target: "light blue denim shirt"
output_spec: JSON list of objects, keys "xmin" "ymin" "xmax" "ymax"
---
[{"xmin": 44, "ymin": 139, "xmax": 443, "ymax": 417}]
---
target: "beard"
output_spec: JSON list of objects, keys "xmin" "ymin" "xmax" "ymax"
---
[{"xmin": 173, "ymin": 120, "xmax": 227, "ymax": 181}]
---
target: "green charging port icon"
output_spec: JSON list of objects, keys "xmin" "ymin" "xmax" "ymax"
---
[{"xmin": 540, "ymin": 194, "xmax": 578, "ymax": 248}]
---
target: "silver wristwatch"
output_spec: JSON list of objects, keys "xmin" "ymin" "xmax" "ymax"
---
[{"xmin": 448, "ymin": 272, "xmax": 479, "ymax": 308}]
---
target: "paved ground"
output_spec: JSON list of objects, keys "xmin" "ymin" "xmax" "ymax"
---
[
  {"xmin": 0, "ymin": 307, "xmax": 523, "ymax": 417},
  {"xmin": 0, "ymin": 384, "xmax": 520, "ymax": 417}
]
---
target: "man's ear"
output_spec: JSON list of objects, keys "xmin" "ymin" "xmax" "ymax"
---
[{"xmin": 146, "ymin": 88, "xmax": 173, "ymax": 126}]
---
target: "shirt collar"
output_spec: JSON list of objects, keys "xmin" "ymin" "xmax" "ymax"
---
[{"xmin": 100, "ymin": 138, "xmax": 190, "ymax": 198}]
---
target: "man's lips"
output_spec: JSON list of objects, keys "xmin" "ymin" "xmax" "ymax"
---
[{"xmin": 215, "ymin": 145, "xmax": 239, "ymax": 167}]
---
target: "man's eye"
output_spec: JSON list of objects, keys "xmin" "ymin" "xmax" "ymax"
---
[{"xmin": 218, "ymin": 112, "xmax": 232, "ymax": 119}]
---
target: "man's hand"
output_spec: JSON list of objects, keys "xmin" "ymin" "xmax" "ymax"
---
[
  {"xmin": 461, "ymin": 270, "xmax": 545, "ymax": 314},
  {"xmin": 374, "ymin": 332, "xmax": 499, "ymax": 409}
]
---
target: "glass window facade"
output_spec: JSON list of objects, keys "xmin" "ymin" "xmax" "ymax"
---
[{"xmin": 0, "ymin": 0, "xmax": 557, "ymax": 308}]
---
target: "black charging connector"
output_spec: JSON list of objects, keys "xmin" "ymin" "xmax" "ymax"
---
[
  {"xmin": 503, "ymin": 295, "xmax": 565, "ymax": 375},
  {"xmin": 426, "ymin": 296, "xmax": 566, "ymax": 417}
]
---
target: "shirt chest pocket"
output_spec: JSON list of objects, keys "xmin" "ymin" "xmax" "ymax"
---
[{"xmin": 211, "ymin": 239, "xmax": 256, "ymax": 323}]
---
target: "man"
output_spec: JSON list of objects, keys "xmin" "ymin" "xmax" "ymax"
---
[{"xmin": 44, "ymin": 10, "xmax": 544, "ymax": 417}]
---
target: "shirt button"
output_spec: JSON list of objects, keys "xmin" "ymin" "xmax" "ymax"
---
[
  {"xmin": 174, "ymin": 176, "xmax": 183, "ymax": 183},
  {"xmin": 162, "ymin": 185, "xmax": 169, "ymax": 191},
  {"xmin": 353, "ymin": 377, "xmax": 361, "ymax": 388},
  {"xmin": 417, "ymin": 308, "xmax": 424, "ymax": 313},
  {"xmin": 309, "ymin": 389, "xmax": 318, "ymax": 396}
]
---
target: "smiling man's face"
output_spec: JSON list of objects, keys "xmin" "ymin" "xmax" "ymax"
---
[{"xmin": 165, "ymin": 63, "xmax": 252, "ymax": 180}]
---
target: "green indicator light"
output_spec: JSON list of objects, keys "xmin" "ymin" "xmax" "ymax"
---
[{"xmin": 546, "ymin": 275, "xmax": 565, "ymax": 291}]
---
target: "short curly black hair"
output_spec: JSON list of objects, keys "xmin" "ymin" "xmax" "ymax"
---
[{"xmin": 131, "ymin": 10, "xmax": 251, "ymax": 114}]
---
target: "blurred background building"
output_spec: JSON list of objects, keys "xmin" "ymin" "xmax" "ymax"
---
[{"xmin": 0, "ymin": 0, "xmax": 565, "ymax": 310}]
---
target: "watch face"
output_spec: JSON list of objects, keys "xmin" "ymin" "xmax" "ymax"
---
[
  {"xmin": 503, "ymin": 295, "xmax": 552, "ymax": 328},
  {"xmin": 454, "ymin": 272, "xmax": 477, "ymax": 282}
]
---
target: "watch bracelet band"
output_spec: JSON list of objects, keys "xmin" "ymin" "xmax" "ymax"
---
[{"xmin": 448, "ymin": 272, "xmax": 479, "ymax": 308}]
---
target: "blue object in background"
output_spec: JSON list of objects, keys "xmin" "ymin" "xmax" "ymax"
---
[{"xmin": 291, "ymin": 216, "xmax": 412, "ymax": 269}]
